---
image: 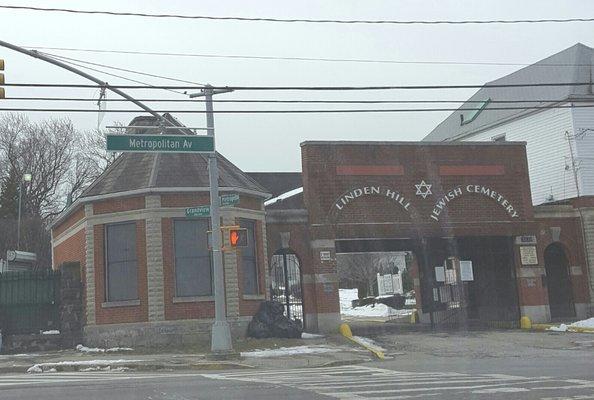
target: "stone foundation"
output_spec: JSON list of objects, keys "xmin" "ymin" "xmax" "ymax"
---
[{"xmin": 83, "ymin": 318, "xmax": 252, "ymax": 348}]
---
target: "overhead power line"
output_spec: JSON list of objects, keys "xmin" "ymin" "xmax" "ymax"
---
[
  {"xmin": 2, "ymin": 5, "xmax": 593, "ymax": 25},
  {"xmin": 24, "ymin": 46, "xmax": 594, "ymax": 67},
  {"xmin": 42, "ymin": 52, "xmax": 205, "ymax": 86},
  {"xmin": 1, "ymin": 104, "xmax": 593, "ymax": 114},
  {"xmin": 5, "ymin": 97, "xmax": 594, "ymax": 104},
  {"xmin": 40, "ymin": 52, "xmax": 189, "ymax": 96},
  {"xmin": 3, "ymin": 82, "xmax": 594, "ymax": 90}
]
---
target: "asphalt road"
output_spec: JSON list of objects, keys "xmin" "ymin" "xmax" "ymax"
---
[{"xmin": 1, "ymin": 355, "xmax": 594, "ymax": 400}]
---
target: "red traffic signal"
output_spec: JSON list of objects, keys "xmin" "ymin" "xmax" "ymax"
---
[{"xmin": 229, "ymin": 228, "xmax": 248, "ymax": 248}]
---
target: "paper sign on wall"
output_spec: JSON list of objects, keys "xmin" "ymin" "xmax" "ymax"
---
[
  {"xmin": 435, "ymin": 266, "xmax": 445, "ymax": 282},
  {"xmin": 460, "ymin": 260, "xmax": 474, "ymax": 281},
  {"xmin": 520, "ymin": 246, "xmax": 538, "ymax": 266},
  {"xmin": 320, "ymin": 251, "xmax": 332, "ymax": 261}
]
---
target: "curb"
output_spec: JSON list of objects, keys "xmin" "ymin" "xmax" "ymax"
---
[{"xmin": 2, "ymin": 361, "xmax": 254, "ymax": 375}]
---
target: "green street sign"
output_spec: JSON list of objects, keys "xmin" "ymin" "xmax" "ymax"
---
[
  {"xmin": 185, "ymin": 205, "xmax": 210, "ymax": 217},
  {"xmin": 106, "ymin": 134, "xmax": 214, "ymax": 153},
  {"xmin": 220, "ymin": 193, "xmax": 240, "ymax": 207},
  {"xmin": 186, "ymin": 194, "xmax": 239, "ymax": 218}
]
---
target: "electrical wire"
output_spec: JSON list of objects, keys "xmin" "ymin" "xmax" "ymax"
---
[
  {"xmin": 2, "ymin": 5, "xmax": 593, "ymax": 25},
  {"xmin": 2, "ymin": 82, "xmax": 594, "ymax": 90},
  {"xmin": 40, "ymin": 52, "xmax": 188, "ymax": 96},
  {"xmin": 43, "ymin": 52, "xmax": 205, "ymax": 86},
  {"xmin": 24, "ymin": 46, "xmax": 594, "ymax": 68},
  {"xmin": 1, "ymin": 104, "xmax": 593, "ymax": 114},
  {"xmin": 4, "ymin": 97, "xmax": 594, "ymax": 104}
]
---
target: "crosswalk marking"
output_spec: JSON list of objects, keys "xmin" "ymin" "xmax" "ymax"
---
[
  {"xmin": 0, "ymin": 372, "xmax": 197, "ymax": 388},
  {"xmin": 202, "ymin": 365, "xmax": 594, "ymax": 400}
]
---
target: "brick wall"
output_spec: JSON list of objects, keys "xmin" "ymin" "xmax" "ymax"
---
[
  {"xmin": 93, "ymin": 196, "xmax": 145, "ymax": 215},
  {"xmin": 53, "ymin": 229, "xmax": 86, "ymax": 269},
  {"xmin": 53, "ymin": 206, "xmax": 85, "ymax": 237}
]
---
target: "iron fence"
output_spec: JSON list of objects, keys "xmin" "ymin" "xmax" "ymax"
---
[{"xmin": 0, "ymin": 270, "xmax": 61, "ymax": 335}]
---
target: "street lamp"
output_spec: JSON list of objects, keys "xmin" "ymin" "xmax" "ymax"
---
[{"xmin": 17, "ymin": 173, "xmax": 32, "ymax": 250}]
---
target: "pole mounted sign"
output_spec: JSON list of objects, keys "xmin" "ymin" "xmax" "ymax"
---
[
  {"xmin": 185, "ymin": 205, "xmax": 211, "ymax": 217},
  {"xmin": 106, "ymin": 134, "xmax": 214, "ymax": 153}
]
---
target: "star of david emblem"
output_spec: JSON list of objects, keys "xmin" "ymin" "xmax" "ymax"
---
[{"xmin": 415, "ymin": 180, "xmax": 432, "ymax": 199}]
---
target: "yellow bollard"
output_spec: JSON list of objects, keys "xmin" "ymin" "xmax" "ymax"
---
[
  {"xmin": 339, "ymin": 323, "xmax": 353, "ymax": 338},
  {"xmin": 520, "ymin": 316, "xmax": 532, "ymax": 330},
  {"xmin": 410, "ymin": 310, "xmax": 418, "ymax": 324}
]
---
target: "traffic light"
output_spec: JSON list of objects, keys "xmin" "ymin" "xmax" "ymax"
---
[
  {"xmin": 229, "ymin": 228, "xmax": 248, "ymax": 248},
  {"xmin": 0, "ymin": 58, "xmax": 4, "ymax": 99}
]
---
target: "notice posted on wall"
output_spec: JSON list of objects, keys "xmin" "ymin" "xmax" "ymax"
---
[
  {"xmin": 435, "ymin": 266, "xmax": 445, "ymax": 282},
  {"xmin": 460, "ymin": 260, "xmax": 474, "ymax": 281},
  {"xmin": 520, "ymin": 246, "xmax": 538, "ymax": 266}
]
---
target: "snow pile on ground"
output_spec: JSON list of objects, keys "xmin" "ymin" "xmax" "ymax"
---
[
  {"xmin": 340, "ymin": 288, "xmax": 413, "ymax": 318},
  {"xmin": 240, "ymin": 345, "xmax": 336, "ymax": 358},
  {"xmin": 547, "ymin": 318, "xmax": 594, "ymax": 332},
  {"xmin": 27, "ymin": 359, "xmax": 142, "ymax": 373},
  {"xmin": 301, "ymin": 332, "xmax": 325, "ymax": 339},
  {"xmin": 76, "ymin": 344, "xmax": 133, "ymax": 353},
  {"xmin": 41, "ymin": 330, "xmax": 60, "ymax": 335},
  {"xmin": 352, "ymin": 336, "xmax": 387, "ymax": 353}
]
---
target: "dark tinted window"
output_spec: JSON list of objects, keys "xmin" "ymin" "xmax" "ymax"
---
[
  {"xmin": 106, "ymin": 222, "xmax": 138, "ymax": 301},
  {"xmin": 174, "ymin": 219, "xmax": 212, "ymax": 297}
]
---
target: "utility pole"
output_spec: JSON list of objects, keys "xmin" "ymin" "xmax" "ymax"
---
[{"xmin": 190, "ymin": 85, "xmax": 234, "ymax": 355}]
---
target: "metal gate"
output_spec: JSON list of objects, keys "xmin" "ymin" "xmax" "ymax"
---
[
  {"xmin": 0, "ymin": 270, "xmax": 61, "ymax": 335},
  {"xmin": 270, "ymin": 250, "xmax": 304, "ymax": 324}
]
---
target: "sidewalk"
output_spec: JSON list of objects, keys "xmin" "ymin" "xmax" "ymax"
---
[{"xmin": 0, "ymin": 334, "xmax": 373, "ymax": 374}]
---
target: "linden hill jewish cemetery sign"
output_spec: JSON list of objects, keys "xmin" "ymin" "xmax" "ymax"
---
[
  {"xmin": 334, "ymin": 186, "xmax": 411, "ymax": 212},
  {"xmin": 332, "ymin": 184, "xmax": 519, "ymax": 221},
  {"xmin": 430, "ymin": 185, "xmax": 519, "ymax": 221},
  {"xmin": 106, "ymin": 134, "xmax": 214, "ymax": 153}
]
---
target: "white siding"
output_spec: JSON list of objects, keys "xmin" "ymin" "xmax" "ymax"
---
[
  {"xmin": 571, "ymin": 104, "xmax": 594, "ymax": 196},
  {"xmin": 461, "ymin": 105, "xmax": 577, "ymax": 205}
]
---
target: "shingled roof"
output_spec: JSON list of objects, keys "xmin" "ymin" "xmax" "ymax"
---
[
  {"xmin": 424, "ymin": 43, "xmax": 594, "ymax": 142},
  {"xmin": 79, "ymin": 114, "xmax": 269, "ymax": 199}
]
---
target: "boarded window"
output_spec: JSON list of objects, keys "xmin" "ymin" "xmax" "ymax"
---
[
  {"xmin": 240, "ymin": 219, "xmax": 259, "ymax": 295},
  {"xmin": 174, "ymin": 219, "xmax": 212, "ymax": 297},
  {"xmin": 106, "ymin": 222, "xmax": 138, "ymax": 302}
]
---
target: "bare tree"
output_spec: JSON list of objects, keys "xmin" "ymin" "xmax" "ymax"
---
[{"xmin": 0, "ymin": 113, "xmax": 122, "ymax": 267}]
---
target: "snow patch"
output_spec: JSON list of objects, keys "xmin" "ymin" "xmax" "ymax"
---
[
  {"xmin": 547, "ymin": 318, "xmax": 594, "ymax": 332},
  {"xmin": 352, "ymin": 336, "xmax": 387, "ymax": 353},
  {"xmin": 340, "ymin": 288, "xmax": 412, "ymax": 318},
  {"xmin": 264, "ymin": 187, "xmax": 303, "ymax": 206},
  {"xmin": 301, "ymin": 332, "xmax": 324, "ymax": 339},
  {"xmin": 27, "ymin": 359, "xmax": 142, "ymax": 373},
  {"xmin": 76, "ymin": 344, "xmax": 133, "ymax": 353},
  {"xmin": 241, "ymin": 345, "xmax": 336, "ymax": 358}
]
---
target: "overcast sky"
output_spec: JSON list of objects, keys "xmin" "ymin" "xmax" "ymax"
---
[{"xmin": 1, "ymin": 1, "xmax": 593, "ymax": 171}]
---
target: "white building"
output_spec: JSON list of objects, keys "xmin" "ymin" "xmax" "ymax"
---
[{"xmin": 424, "ymin": 43, "xmax": 594, "ymax": 315}]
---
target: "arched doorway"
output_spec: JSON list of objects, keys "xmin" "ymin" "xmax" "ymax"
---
[
  {"xmin": 544, "ymin": 243, "xmax": 575, "ymax": 319},
  {"xmin": 270, "ymin": 249, "xmax": 304, "ymax": 325}
]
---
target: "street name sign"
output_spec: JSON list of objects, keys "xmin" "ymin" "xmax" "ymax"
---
[
  {"xmin": 185, "ymin": 205, "xmax": 211, "ymax": 217},
  {"xmin": 106, "ymin": 134, "xmax": 214, "ymax": 153},
  {"xmin": 220, "ymin": 193, "xmax": 240, "ymax": 206}
]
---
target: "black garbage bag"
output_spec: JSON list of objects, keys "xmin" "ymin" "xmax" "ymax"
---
[
  {"xmin": 252, "ymin": 301, "xmax": 285, "ymax": 326},
  {"xmin": 270, "ymin": 315, "xmax": 302, "ymax": 339},
  {"xmin": 247, "ymin": 319, "xmax": 270, "ymax": 339},
  {"xmin": 247, "ymin": 301, "xmax": 303, "ymax": 339}
]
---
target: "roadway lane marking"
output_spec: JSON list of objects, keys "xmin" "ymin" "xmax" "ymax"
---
[{"xmin": 202, "ymin": 365, "xmax": 594, "ymax": 400}]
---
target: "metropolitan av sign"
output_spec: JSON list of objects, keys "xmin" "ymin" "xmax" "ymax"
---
[{"xmin": 106, "ymin": 134, "xmax": 214, "ymax": 153}]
